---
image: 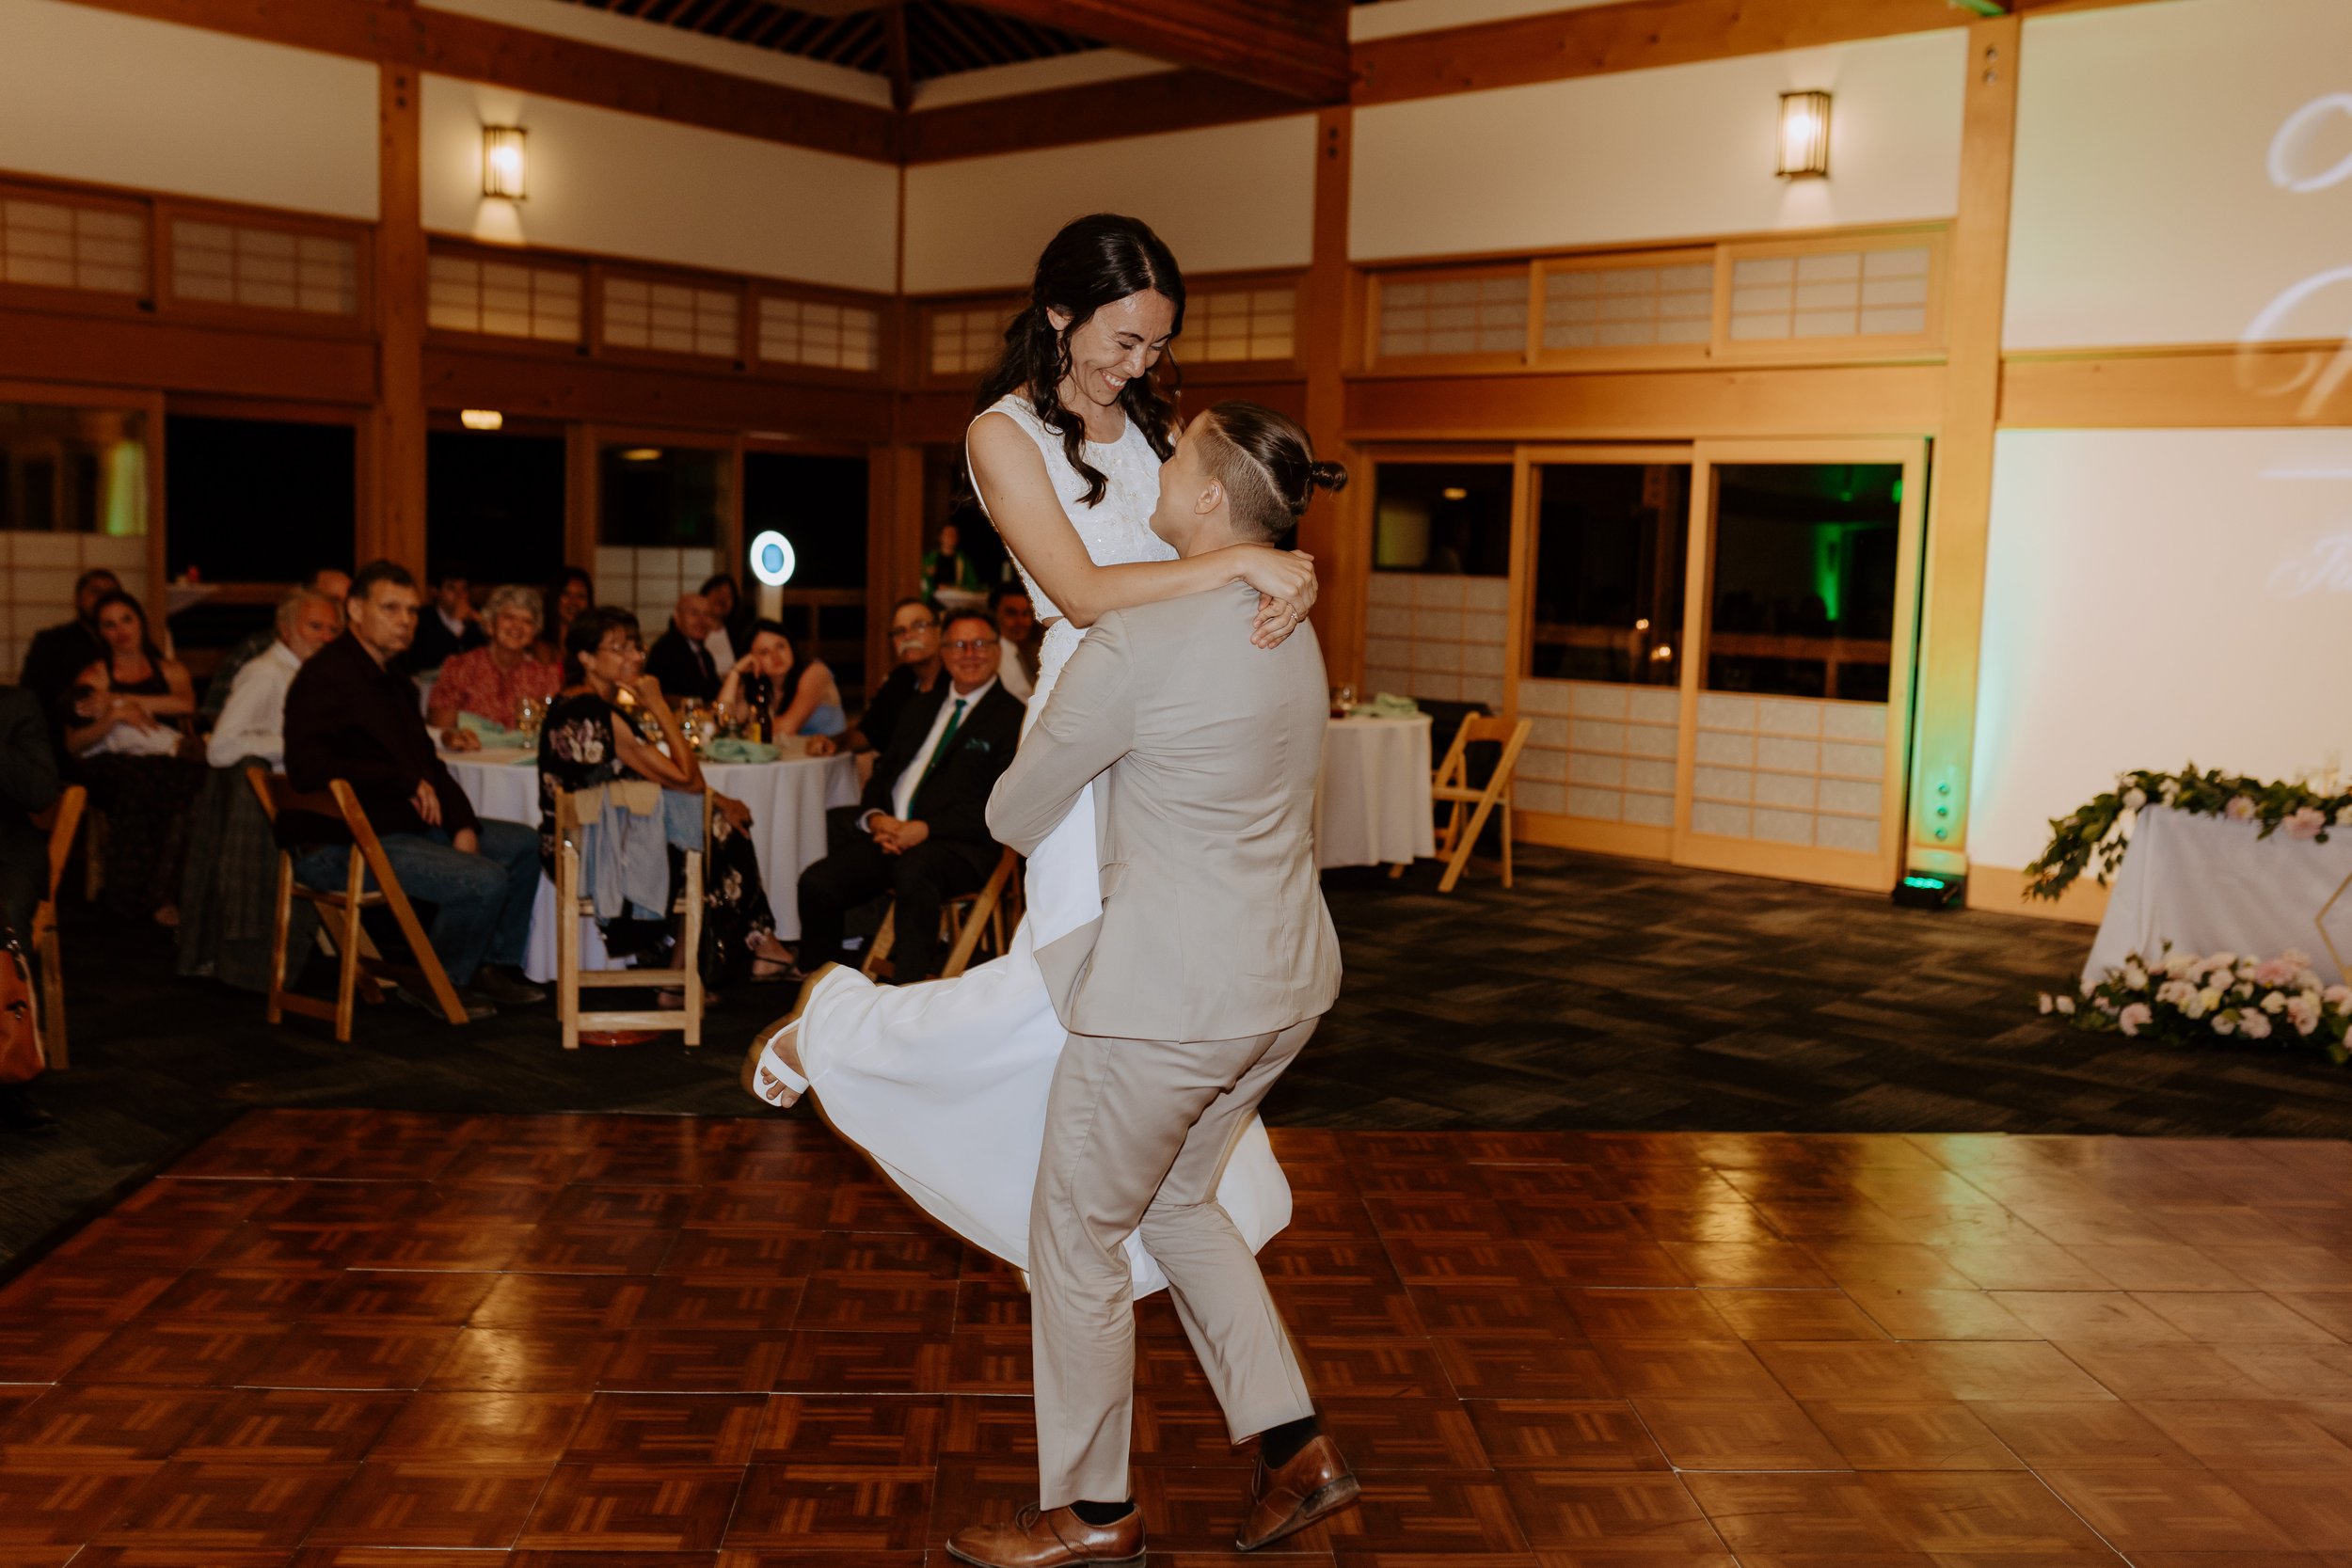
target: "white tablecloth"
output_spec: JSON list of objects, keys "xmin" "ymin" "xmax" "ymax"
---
[
  {"xmin": 444, "ymin": 750, "xmax": 857, "ymax": 983},
  {"xmin": 2084, "ymin": 804, "xmax": 2352, "ymax": 987},
  {"xmin": 1317, "ymin": 715, "xmax": 1436, "ymax": 871}
]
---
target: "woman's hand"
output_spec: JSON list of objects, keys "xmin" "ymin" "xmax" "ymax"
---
[
  {"xmin": 621, "ymin": 671, "xmax": 669, "ymax": 713},
  {"xmin": 1251, "ymin": 596, "xmax": 1309, "ymax": 650},
  {"xmin": 803, "ymin": 735, "xmax": 837, "ymax": 758},
  {"xmin": 1228, "ymin": 546, "xmax": 1318, "ymax": 617},
  {"xmin": 715, "ymin": 794, "xmax": 753, "ymax": 831},
  {"xmin": 116, "ymin": 696, "xmax": 161, "ymax": 732}
]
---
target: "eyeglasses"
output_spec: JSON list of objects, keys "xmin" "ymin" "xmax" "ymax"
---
[
  {"xmin": 942, "ymin": 638, "xmax": 1000, "ymax": 654},
  {"xmin": 892, "ymin": 624, "xmax": 938, "ymax": 641}
]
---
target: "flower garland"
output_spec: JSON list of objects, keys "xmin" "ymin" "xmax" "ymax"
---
[
  {"xmin": 2043, "ymin": 946, "xmax": 2352, "ymax": 1064},
  {"xmin": 2023, "ymin": 766, "xmax": 2352, "ymax": 901}
]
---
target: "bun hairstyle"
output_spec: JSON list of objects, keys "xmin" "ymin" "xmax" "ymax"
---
[
  {"xmin": 1194, "ymin": 401, "xmax": 1348, "ymax": 547},
  {"xmin": 976, "ymin": 214, "xmax": 1186, "ymax": 508}
]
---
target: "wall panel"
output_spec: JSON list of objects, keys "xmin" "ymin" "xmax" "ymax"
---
[
  {"xmin": 1349, "ymin": 30, "xmax": 1964, "ymax": 262},
  {"xmin": 421, "ymin": 74, "xmax": 898, "ymax": 291},
  {"xmin": 0, "ymin": 0, "xmax": 377, "ymax": 219},
  {"xmin": 901, "ymin": 117, "xmax": 1317, "ymax": 294}
]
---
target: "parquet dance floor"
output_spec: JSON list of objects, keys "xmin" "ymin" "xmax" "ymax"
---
[{"xmin": 5, "ymin": 1111, "xmax": 2352, "ymax": 1564}]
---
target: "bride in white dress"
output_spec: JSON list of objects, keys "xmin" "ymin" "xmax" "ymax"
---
[{"xmin": 745, "ymin": 215, "xmax": 1319, "ymax": 1295}]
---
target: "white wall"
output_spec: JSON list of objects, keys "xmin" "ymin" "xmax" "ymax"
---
[
  {"xmin": 421, "ymin": 75, "xmax": 898, "ymax": 290},
  {"xmin": 2007, "ymin": 0, "xmax": 2352, "ymax": 352},
  {"xmin": 0, "ymin": 0, "xmax": 377, "ymax": 219},
  {"xmin": 1350, "ymin": 30, "xmax": 1964, "ymax": 261},
  {"xmin": 901, "ymin": 116, "xmax": 1318, "ymax": 294},
  {"xmin": 1970, "ymin": 429, "xmax": 2352, "ymax": 871}
]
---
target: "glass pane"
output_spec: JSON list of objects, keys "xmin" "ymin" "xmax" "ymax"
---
[
  {"xmin": 744, "ymin": 451, "xmax": 870, "ymax": 706},
  {"xmin": 598, "ymin": 444, "xmax": 725, "ymax": 548},
  {"xmin": 428, "ymin": 431, "xmax": 565, "ymax": 586},
  {"xmin": 1528, "ymin": 462, "xmax": 1689, "ymax": 684},
  {"xmin": 166, "ymin": 414, "xmax": 352, "ymax": 581},
  {"xmin": 1372, "ymin": 463, "xmax": 1512, "ymax": 576},
  {"xmin": 0, "ymin": 404, "xmax": 147, "ymax": 536},
  {"xmin": 1704, "ymin": 462, "xmax": 1903, "ymax": 703}
]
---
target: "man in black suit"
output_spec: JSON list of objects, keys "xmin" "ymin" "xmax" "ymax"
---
[
  {"xmin": 644, "ymin": 592, "xmax": 722, "ymax": 702},
  {"xmin": 795, "ymin": 610, "xmax": 1022, "ymax": 984}
]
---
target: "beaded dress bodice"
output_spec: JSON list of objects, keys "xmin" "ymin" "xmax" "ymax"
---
[{"xmin": 970, "ymin": 394, "xmax": 1172, "ymax": 627}]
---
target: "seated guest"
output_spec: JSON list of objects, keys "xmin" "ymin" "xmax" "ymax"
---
[
  {"xmin": 0, "ymin": 687, "xmax": 58, "ymax": 1138},
  {"xmin": 411, "ymin": 573, "xmax": 487, "ymax": 672},
  {"xmin": 539, "ymin": 608, "xmax": 798, "ymax": 990},
  {"xmin": 834, "ymin": 596, "xmax": 943, "ymax": 756},
  {"xmin": 699, "ymin": 572, "xmax": 754, "ymax": 668},
  {"xmin": 22, "ymin": 568, "xmax": 119, "ymax": 720},
  {"xmin": 202, "ymin": 567, "xmax": 350, "ymax": 720},
  {"xmin": 541, "ymin": 566, "xmax": 594, "ymax": 663},
  {"xmin": 426, "ymin": 585, "xmax": 560, "ymax": 745},
  {"xmin": 716, "ymin": 620, "xmax": 846, "ymax": 752},
  {"xmin": 180, "ymin": 588, "xmax": 343, "ymax": 992},
  {"xmin": 991, "ymin": 580, "xmax": 1041, "ymax": 702},
  {"xmin": 795, "ymin": 610, "xmax": 1020, "ymax": 985},
  {"xmin": 61, "ymin": 590, "xmax": 203, "ymax": 926},
  {"xmin": 279, "ymin": 560, "xmax": 543, "ymax": 1018},
  {"xmin": 644, "ymin": 593, "xmax": 723, "ymax": 702}
]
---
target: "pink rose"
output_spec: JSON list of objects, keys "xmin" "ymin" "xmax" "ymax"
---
[
  {"xmin": 2288, "ymin": 806, "xmax": 2328, "ymax": 839},
  {"xmin": 2240, "ymin": 1010, "xmax": 2273, "ymax": 1040},
  {"xmin": 2118, "ymin": 1002, "xmax": 2153, "ymax": 1037},
  {"xmin": 2254, "ymin": 957, "xmax": 2298, "ymax": 987}
]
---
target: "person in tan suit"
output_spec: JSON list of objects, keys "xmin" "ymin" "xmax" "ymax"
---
[{"xmin": 947, "ymin": 404, "xmax": 1356, "ymax": 1568}]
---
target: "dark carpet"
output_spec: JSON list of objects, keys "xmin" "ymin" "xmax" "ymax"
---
[{"xmin": 7, "ymin": 844, "xmax": 2349, "ymax": 1270}]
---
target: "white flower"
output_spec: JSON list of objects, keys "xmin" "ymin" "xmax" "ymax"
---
[
  {"xmin": 2262, "ymin": 990, "xmax": 2289, "ymax": 1015},
  {"xmin": 2328, "ymin": 985, "xmax": 2352, "ymax": 1008},
  {"xmin": 2235, "ymin": 958, "xmax": 2261, "ymax": 981},
  {"xmin": 2337, "ymin": 804, "xmax": 2352, "ymax": 828},
  {"xmin": 2164, "ymin": 951, "xmax": 2201, "ymax": 980},
  {"xmin": 2055, "ymin": 995, "xmax": 2076, "ymax": 1016},
  {"xmin": 2226, "ymin": 796, "xmax": 2258, "ymax": 822},
  {"xmin": 2038, "ymin": 992, "xmax": 2055, "ymax": 1015},
  {"xmin": 2119, "ymin": 1002, "xmax": 2153, "ymax": 1037},
  {"xmin": 2288, "ymin": 994, "xmax": 2323, "ymax": 1036},
  {"xmin": 2213, "ymin": 1010, "xmax": 2238, "ymax": 1036},
  {"xmin": 2186, "ymin": 988, "xmax": 2219, "ymax": 1020},
  {"xmin": 2162, "ymin": 781, "xmax": 2182, "ymax": 805},
  {"xmin": 2156, "ymin": 979, "xmax": 2194, "ymax": 1007},
  {"xmin": 2233, "ymin": 982, "xmax": 2255, "ymax": 1001},
  {"xmin": 2122, "ymin": 786, "xmax": 2148, "ymax": 811},
  {"xmin": 2241, "ymin": 1010, "xmax": 2273, "ymax": 1039},
  {"xmin": 2204, "ymin": 953, "xmax": 2238, "ymax": 975},
  {"xmin": 2122, "ymin": 960, "xmax": 2149, "ymax": 990}
]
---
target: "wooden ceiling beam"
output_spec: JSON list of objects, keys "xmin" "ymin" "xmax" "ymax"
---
[
  {"xmin": 961, "ymin": 0, "xmax": 1349, "ymax": 102},
  {"xmin": 51, "ymin": 0, "xmax": 899, "ymax": 162},
  {"xmin": 903, "ymin": 66, "xmax": 1304, "ymax": 163}
]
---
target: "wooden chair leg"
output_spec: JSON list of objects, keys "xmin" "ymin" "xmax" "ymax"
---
[
  {"xmin": 863, "ymin": 907, "xmax": 896, "ymax": 979},
  {"xmin": 1501, "ymin": 799, "xmax": 1515, "ymax": 889},
  {"xmin": 359, "ymin": 837, "xmax": 469, "ymax": 1027},
  {"xmin": 1438, "ymin": 794, "xmax": 1504, "ymax": 895},
  {"xmin": 267, "ymin": 855, "xmax": 294, "ymax": 1026},
  {"xmin": 681, "ymin": 848, "xmax": 704, "ymax": 1048},
  {"xmin": 335, "ymin": 848, "xmax": 365, "ymax": 1043},
  {"xmin": 559, "ymin": 840, "xmax": 580, "ymax": 1052},
  {"xmin": 33, "ymin": 913, "xmax": 66, "ymax": 1071}
]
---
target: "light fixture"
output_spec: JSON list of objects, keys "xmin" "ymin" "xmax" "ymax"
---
[
  {"xmin": 1441, "ymin": 486, "xmax": 1469, "ymax": 500},
  {"xmin": 459, "ymin": 409, "xmax": 503, "ymax": 431},
  {"xmin": 620, "ymin": 447, "xmax": 663, "ymax": 463},
  {"xmin": 482, "ymin": 125, "xmax": 527, "ymax": 200},
  {"xmin": 1777, "ymin": 90, "xmax": 1832, "ymax": 180},
  {"xmin": 749, "ymin": 530, "xmax": 798, "ymax": 588}
]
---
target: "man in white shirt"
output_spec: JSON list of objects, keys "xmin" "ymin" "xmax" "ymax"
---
[
  {"xmin": 794, "ymin": 610, "xmax": 1025, "ymax": 983},
  {"xmin": 207, "ymin": 590, "xmax": 343, "ymax": 768}
]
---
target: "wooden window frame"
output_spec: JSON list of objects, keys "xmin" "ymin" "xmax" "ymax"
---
[
  {"xmin": 1531, "ymin": 249, "xmax": 1716, "ymax": 372},
  {"xmin": 1710, "ymin": 228, "xmax": 1949, "ymax": 367},
  {"xmin": 1175, "ymin": 268, "xmax": 1306, "ymax": 382},
  {"xmin": 0, "ymin": 178, "xmax": 153, "ymax": 321},
  {"xmin": 0, "ymin": 378, "xmax": 167, "ymax": 616},
  {"xmin": 1365, "ymin": 262, "xmax": 1536, "ymax": 375},
  {"xmin": 156, "ymin": 199, "xmax": 373, "ymax": 340},
  {"xmin": 422, "ymin": 239, "xmax": 590, "ymax": 357},
  {"xmin": 916, "ymin": 294, "xmax": 1026, "ymax": 390},
  {"xmin": 585, "ymin": 422, "xmax": 743, "ymax": 569},
  {"xmin": 591, "ymin": 262, "xmax": 753, "ymax": 372},
  {"xmin": 750, "ymin": 281, "xmax": 893, "ymax": 387}
]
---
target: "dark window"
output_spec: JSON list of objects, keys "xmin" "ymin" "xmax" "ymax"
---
[
  {"xmin": 164, "ymin": 414, "xmax": 353, "ymax": 581},
  {"xmin": 744, "ymin": 451, "xmax": 867, "ymax": 590},
  {"xmin": 1528, "ymin": 462, "xmax": 1689, "ymax": 685},
  {"xmin": 598, "ymin": 444, "xmax": 724, "ymax": 547},
  {"xmin": 428, "ymin": 431, "xmax": 565, "ymax": 586},
  {"xmin": 1373, "ymin": 464, "xmax": 1512, "ymax": 576},
  {"xmin": 1704, "ymin": 462, "xmax": 1903, "ymax": 703}
]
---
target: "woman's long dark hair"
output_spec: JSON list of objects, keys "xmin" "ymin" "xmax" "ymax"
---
[
  {"xmin": 88, "ymin": 589, "xmax": 165, "ymax": 670},
  {"xmin": 741, "ymin": 618, "xmax": 800, "ymax": 720},
  {"xmin": 976, "ymin": 214, "xmax": 1185, "ymax": 508}
]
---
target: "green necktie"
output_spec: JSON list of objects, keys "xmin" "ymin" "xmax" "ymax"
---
[{"xmin": 918, "ymin": 697, "xmax": 967, "ymax": 791}]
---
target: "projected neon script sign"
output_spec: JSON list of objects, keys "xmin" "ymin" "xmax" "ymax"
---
[{"xmin": 2243, "ymin": 94, "xmax": 2352, "ymax": 417}]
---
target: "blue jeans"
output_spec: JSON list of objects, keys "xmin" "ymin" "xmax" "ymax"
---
[{"xmin": 294, "ymin": 819, "xmax": 540, "ymax": 989}]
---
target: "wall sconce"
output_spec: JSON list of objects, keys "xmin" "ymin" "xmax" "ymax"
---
[
  {"xmin": 1777, "ymin": 90, "xmax": 1832, "ymax": 179},
  {"xmin": 459, "ymin": 409, "xmax": 503, "ymax": 431},
  {"xmin": 482, "ymin": 125, "xmax": 527, "ymax": 200}
]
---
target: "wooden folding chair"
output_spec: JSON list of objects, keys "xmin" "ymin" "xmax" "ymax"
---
[
  {"xmin": 551, "ymin": 784, "xmax": 705, "ymax": 1051},
  {"xmin": 27, "ymin": 784, "xmax": 85, "ymax": 1069},
  {"xmin": 246, "ymin": 768, "xmax": 471, "ymax": 1039},
  {"xmin": 1431, "ymin": 715, "xmax": 1534, "ymax": 893},
  {"xmin": 862, "ymin": 847, "xmax": 1021, "ymax": 983}
]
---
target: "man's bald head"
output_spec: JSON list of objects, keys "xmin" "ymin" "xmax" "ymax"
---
[{"xmin": 674, "ymin": 592, "xmax": 716, "ymax": 641}]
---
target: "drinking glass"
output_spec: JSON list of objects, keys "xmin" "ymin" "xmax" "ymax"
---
[
  {"xmin": 516, "ymin": 694, "xmax": 545, "ymax": 742},
  {"xmin": 1331, "ymin": 684, "xmax": 1356, "ymax": 717}
]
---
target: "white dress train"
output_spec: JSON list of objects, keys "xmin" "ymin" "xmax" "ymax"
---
[{"xmin": 783, "ymin": 398, "xmax": 1293, "ymax": 1296}]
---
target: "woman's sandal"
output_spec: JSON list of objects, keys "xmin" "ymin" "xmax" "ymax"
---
[{"xmin": 739, "ymin": 963, "xmax": 836, "ymax": 1109}]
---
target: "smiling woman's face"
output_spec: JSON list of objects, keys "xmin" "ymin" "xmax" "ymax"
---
[{"xmin": 1053, "ymin": 290, "xmax": 1177, "ymax": 412}]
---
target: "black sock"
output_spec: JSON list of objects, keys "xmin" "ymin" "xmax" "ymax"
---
[
  {"xmin": 1070, "ymin": 1498, "xmax": 1134, "ymax": 1526},
  {"xmin": 1260, "ymin": 1415, "xmax": 1321, "ymax": 1468}
]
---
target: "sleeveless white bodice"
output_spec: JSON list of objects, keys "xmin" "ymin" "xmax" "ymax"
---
[{"xmin": 971, "ymin": 394, "xmax": 1172, "ymax": 627}]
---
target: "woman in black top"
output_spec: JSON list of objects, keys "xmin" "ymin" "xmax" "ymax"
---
[{"xmin": 59, "ymin": 591, "xmax": 203, "ymax": 924}]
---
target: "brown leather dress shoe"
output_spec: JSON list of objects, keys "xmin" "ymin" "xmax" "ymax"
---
[
  {"xmin": 1237, "ymin": 1433, "xmax": 1359, "ymax": 1550},
  {"xmin": 945, "ymin": 1504, "xmax": 1144, "ymax": 1568}
]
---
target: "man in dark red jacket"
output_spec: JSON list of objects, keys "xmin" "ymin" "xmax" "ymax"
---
[{"xmin": 278, "ymin": 561, "xmax": 542, "ymax": 1018}]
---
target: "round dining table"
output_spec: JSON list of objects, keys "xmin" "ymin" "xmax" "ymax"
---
[
  {"xmin": 1318, "ymin": 713, "xmax": 1437, "ymax": 871},
  {"xmin": 441, "ymin": 747, "xmax": 858, "ymax": 983}
]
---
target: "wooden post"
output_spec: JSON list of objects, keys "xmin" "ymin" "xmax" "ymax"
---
[
  {"xmin": 1298, "ymin": 105, "xmax": 1359, "ymax": 685},
  {"xmin": 1908, "ymin": 16, "xmax": 2021, "ymax": 879},
  {"xmin": 867, "ymin": 443, "xmax": 925, "ymax": 687},
  {"xmin": 368, "ymin": 62, "xmax": 428, "ymax": 574}
]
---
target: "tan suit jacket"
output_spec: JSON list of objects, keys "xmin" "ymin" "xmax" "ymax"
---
[{"xmin": 987, "ymin": 581, "xmax": 1343, "ymax": 1044}]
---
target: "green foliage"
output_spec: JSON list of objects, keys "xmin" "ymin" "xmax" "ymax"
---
[{"xmin": 2023, "ymin": 766, "xmax": 2349, "ymax": 901}]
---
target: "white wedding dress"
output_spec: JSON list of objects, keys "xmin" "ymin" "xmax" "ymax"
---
[{"xmin": 774, "ymin": 395, "xmax": 1293, "ymax": 1296}]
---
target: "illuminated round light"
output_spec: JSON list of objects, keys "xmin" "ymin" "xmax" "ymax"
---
[{"xmin": 750, "ymin": 530, "xmax": 797, "ymax": 588}]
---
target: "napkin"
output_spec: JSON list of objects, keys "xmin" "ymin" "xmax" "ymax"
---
[
  {"xmin": 1349, "ymin": 692, "xmax": 1422, "ymax": 719},
  {"xmin": 458, "ymin": 712, "xmax": 533, "ymax": 751},
  {"xmin": 703, "ymin": 736, "xmax": 781, "ymax": 765}
]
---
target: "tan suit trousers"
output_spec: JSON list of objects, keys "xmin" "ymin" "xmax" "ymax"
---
[{"xmin": 1028, "ymin": 1018, "xmax": 1320, "ymax": 1508}]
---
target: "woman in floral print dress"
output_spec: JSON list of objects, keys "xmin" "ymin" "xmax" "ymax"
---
[{"xmin": 537, "ymin": 606, "xmax": 796, "ymax": 990}]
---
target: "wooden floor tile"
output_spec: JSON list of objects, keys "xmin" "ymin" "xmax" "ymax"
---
[
  {"xmin": 143, "ymin": 1271, "xmax": 334, "ymax": 1332},
  {"xmin": 424, "ymin": 1329, "xmax": 621, "ymax": 1391},
  {"xmin": 65, "ymin": 1323, "xmax": 286, "ymax": 1388},
  {"xmin": 516, "ymin": 1461, "xmax": 745, "ymax": 1551},
  {"xmin": 0, "ymin": 1386, "xmax": 226, "ymax": 1463},
  {"xmin": 2036, "ymin": 1466, "xmax": 2296, "ymax": 1551},
  {"xmin": 0, "ymin": 1465, "xmax": 159, "ymax": 1547},
  {"xmin": 1799, "ymin": 1399, "xmax": 2022, "ymax": 1469},
  {"xmin": 0, "ymin": 1265, "xmax": 182, "ymax": 1326},
  {"xmin": 761, "ymin": 1395, "xmax": 946, "ymax": 1465},
  {"xmin": 2133, "ymin": 1399, "xmax": 2352, "ymax": 1465},
  {"xmin": 94, "ymin": 1461, "xmax": 355, "ymax": 1550},
  {"xmin": 1429, "ymin": 1336, "xmax": 1616, "ymax": 1400},
  {"xmin": 632, "ymin": 1276, "xmax": 805, "ymax": 1332},
  {"xmin": 1629, "ymin": 1398, "xmax": 1845, "ymax": 1469},
  {"xmin": 1703, "ymin": 1288, "xmax": 1891, "ymax": 1341},
  {"xmin": 1967, "ymin": 1400, "xmax": 2201, "ymax": 1468},
  {"xmin": 1841, "ymin": 1286, "xmax": 2037, "ymax": 1341},
  {"xmin": 245, "ymin": 1324, "xmax": 461, "ymax": 1390},
  {"xmin": 1500, "ymin": 1469, "xmax": 1723, "ymax": 1551},
  {"xmin": 1456, "ymin": 1399, "xmax": 1665, "ymax": 1470},
  {"xmin": 365, "ymin": 1390, "xmax": 586, "ymax": 1464},
  {"xmin": 1316, "ymin": 1397, "xmax": 1489, "ymax": 1472},
  {"xmin": 303, "ymin": 1459, "xmax": 555, "ymax": 1548},
  {"xmin": 564, "ymin": 1392, "xmax": 766, "ymax": 1464},
  {"xmin": 726, "ymin": 1464, "xmax": 933, "ymax": 1551}
]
